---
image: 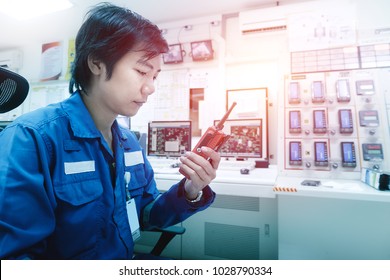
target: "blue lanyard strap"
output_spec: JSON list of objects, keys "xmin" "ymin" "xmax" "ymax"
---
[{"xmin": 124, "ymin": 172, "xmax": 131, "ymax": 201}]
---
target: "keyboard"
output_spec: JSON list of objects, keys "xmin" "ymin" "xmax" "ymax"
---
[
  {"xmin": 147, "ymin": 157, "xmax": 181, "ymax": 174},
  {"xmin": 148, "ymin": 157, "xmax": 180, "ymax": 167},
  {"xmin": 153, "ymin": 167, "xmax": 180, "ymax": 174},
  {"xmin": 148, "ymin": 157, "xmax": 256, "ymax": 173},
  {"xmin": 218, "ymin": 160, "xmax": 256, "ymax": 171}
]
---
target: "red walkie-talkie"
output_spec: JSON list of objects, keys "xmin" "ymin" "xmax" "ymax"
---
[{"xmin": 179, "ymin": 102, "xmax": 237, "ymax": 177}]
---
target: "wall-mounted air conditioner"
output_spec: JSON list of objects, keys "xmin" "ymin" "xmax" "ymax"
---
[
  {"xmin": 239, "ymin": 3, "xmax": 315, "ymax": 35},
  {"xmin": 0, "ymin": 49, "xmax": 22, "ymax": 71},
  {"xmin": 239, "ymin": 6, "xmax": 288, "ymax": 35}
]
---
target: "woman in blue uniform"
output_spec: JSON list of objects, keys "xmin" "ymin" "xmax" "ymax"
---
[{"xmin": 0, "ymin": 3, "xmax": 218, "ymax": 259}]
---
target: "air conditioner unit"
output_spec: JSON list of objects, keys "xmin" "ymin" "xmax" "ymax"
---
[
  {"xmin": 239, "ymin": 3, "xmax": 312, "ymax": 35},
  {"xmin": 0, "ymin": 50, "xmax": 22, "ymax": 71},
  {"xmin": 239, "ymin": 6, "xmax": 287, "ymax": 35}
]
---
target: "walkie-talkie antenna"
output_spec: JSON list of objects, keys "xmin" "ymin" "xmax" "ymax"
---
[{"xmin": 216, "ymin": 102, "xmax": 237, "ymax": 130}]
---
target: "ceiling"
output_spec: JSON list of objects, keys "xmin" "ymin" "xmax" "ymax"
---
[{"xmin": 0, "ymin": 0, "xmax": 311, "ymax": 50}]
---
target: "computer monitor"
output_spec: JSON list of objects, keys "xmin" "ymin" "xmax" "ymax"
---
[
  {"xmin": 213, "ymin": 118, "xmax": 262, "ymax": 159},
  {"xmin": 147, "ymin": 120, "xmax": 192, "ymax": 157},
  {"xmin": 191, "ymin": 40, "xmax": 213, "ymax": 61},
  {"xmin": 162, "ymin": 44, "xmax": 184, "ymax": 64}
]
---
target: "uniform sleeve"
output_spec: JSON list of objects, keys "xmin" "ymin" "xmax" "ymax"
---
[
  {"xmin": 142, "ymin": 177, "xmax": 216, "ymax": 230},
  {"xmin": 0, "ymin": 124, "xmax": 56, "ymax": 259}
]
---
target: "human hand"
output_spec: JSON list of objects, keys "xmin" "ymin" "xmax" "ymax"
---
[{"xmin": 179, "ymin": 146, "xmax": 220, "ymax": 199}]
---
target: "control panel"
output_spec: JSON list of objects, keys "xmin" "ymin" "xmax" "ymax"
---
[{"xmin": 283, "ymin": 68, "xmax": 390, "ymax": 177}]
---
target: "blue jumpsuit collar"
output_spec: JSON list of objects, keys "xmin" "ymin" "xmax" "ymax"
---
[
  {"xmin": 62, "ymin": 92, "xmax": 129, "ymax": 145},
  {"xmin": 61, "ymin": 92, "xmax": 102, "ymax": 139}
]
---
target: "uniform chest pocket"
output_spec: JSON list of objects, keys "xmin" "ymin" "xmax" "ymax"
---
[
  {"xmin": 55, "ymin": 178, "xmax": 103, "ymax": 206},
  {"xmin": 126, "ymin": 165, "xmax": 148, "ymax": 198}
]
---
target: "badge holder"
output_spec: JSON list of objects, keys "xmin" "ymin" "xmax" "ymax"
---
[{"xmin": 125, "ymin": 172, "xmax": 141, "ymax": 242}]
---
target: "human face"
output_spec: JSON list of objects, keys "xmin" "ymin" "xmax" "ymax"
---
[{"xmin": 91, "ymin": 51, "xmax": 162, "ymax": 118}]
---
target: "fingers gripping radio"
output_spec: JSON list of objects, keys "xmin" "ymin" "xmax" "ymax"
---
[{"xmin": 179, "ymin": 102, "xmax": 237, "ymax": 177}]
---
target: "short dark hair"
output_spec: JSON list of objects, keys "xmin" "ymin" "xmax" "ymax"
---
[{"xmin": 69, "ymin": 2, "xmax": 168, "ymax": 94}]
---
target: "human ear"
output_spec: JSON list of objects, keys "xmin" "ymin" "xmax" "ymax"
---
[{"xmin": 87, "ymin": 55, "xmax": 103, "ymax": 75}]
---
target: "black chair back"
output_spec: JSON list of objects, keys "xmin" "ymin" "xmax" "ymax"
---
[{"xmin": 0, "ymin": 67, "xmax": 29, "ymax": 113}]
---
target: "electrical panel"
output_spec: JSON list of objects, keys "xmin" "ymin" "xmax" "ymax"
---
[{"xmin": 283, "ymin": 68, "xmax": 389, "ymax": 177}]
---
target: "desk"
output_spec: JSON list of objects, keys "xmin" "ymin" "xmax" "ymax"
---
[
  {"xmin": 276, "ymin": 176, "xmax": 390, "ymax": 259},
  {"xmin": 156, "ymin": 167, "xmax": 278, "ymax": 198},
  {"xmin": 136, "ymin": 168, "xmax": 390, "ymax": 259},
  {"xmin": 135, "ymin": 166, "xmax": 279, "ymax": 260}
]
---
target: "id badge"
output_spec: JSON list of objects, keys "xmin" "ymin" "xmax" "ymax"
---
[{"xmin": 126, "ymin": 198, "xmax": 141, "ymax": 242}]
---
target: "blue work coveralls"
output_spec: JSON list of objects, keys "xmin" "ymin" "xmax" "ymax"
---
[{"xmin": 0, "ymin": 92, "xmax": 215, "ymax": 259}]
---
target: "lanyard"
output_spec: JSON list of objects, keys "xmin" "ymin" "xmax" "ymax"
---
[
  {"xmin": 124, "ymin": 171, "xmax": 131, "ymax": 201},
  {"xmin": 124, "ymin": 171, "xmax": 141, "ymax": 242}
]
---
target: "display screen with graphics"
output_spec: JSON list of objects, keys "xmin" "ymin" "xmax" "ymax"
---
[
  {"xmin": 313, "ymin": 109, "xmax": 327, "ymax": 133},
  {"xmin": 191, "ymin": 40, "xmax": 213, "ymax": 61},
  {"xmin": 147, "ymin": 121, "xmax": 192, "ymax": 157},
  {"xmin": 339, "ymin": 109, "xmax": 353, "ymax": 133},
  {"xmin": 213, "ymin": 118, "xmax": 262, "ymax": 159},
  {"xmin": 289, "ymin": 141, "xmax": 302, "ymax": 165},
  {"xmin": 314, "ymin": 141, "xmax": 328, "ymax": 166},
  {"xmin": 289, "ymin": 110, "xmax": 301, "ymax": 133},
  {"xmin": 341, "ymin": 142, "xmax": 357, "ymax": 167},
  {"xmin": 356, "ymin": 80, "xmax": 375, "ymax": 95},
  {"xmin": 362, "ymin": 143, "xmax": 384, "ymax": 161},
  {"xmin": 163, "ymin": 44, "xmax": 184, "ymax": 64},
  {"xmin": 359, "ymin": 110, "xmax": 379, "ymax": 127}
]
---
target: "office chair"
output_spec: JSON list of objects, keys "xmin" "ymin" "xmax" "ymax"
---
[
  {"xmin": 0, "ymin": 67, "xmax": 29, "ymax": 113},
  {"xmin": 145, "ymin": 225, "xmax": 186, "ymax": 257}
]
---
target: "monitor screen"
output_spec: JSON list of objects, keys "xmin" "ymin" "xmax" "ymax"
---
[
  {"xmin": 314, "ymin": 141, "xmax": 328, "ymax": 166},
  {"xmin": 288, "ymin": 82, "xmax": 300, "ymax": 104},
  {"xmin": 341, "ymin": 142, "xmax": 357, "ymax": 167},
  {"xmin": 356, "ymin": 80, "xmax": 375, "ymax": 95},
  {"xmin": 312, "ymin": 81, "xmax": 325, "ymax": 103},
  {"xmin": 191, "ymin": 40, "xmax": 213, "ymax": 61},
  {"xmin": 339, "ymin": 109, "xmax": 353, "ymax": 133},
  {"xmin": 362, "ymin": 143, "xmax": 383, "ymax": 161},
  {"xmin": 289, "ymin": 141, "xmax": 302, "ymax": 165},
  {"xmin": 313, "ymin": 109, "xmax": 327, "ymax": 133},
  {"xmin": 289, "ymin": 110, "xmax": 301, "ymax": 133},
  {"xmin": 162, "ymin": 44, "xmax": 184, "ymax": 64},
  {"xmin": 213, "ymin": 118, "xmax": 262, "ymax": 159},
  {"xmin": 147, "ymin": 121, "xmax": 192, "ymax": 157}
]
